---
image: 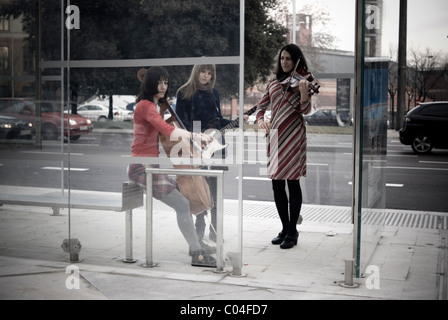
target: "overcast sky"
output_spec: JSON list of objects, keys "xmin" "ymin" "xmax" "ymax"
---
[{"xmin": 293, "ymin": 0, "xmax": 448, "ymax": 56}]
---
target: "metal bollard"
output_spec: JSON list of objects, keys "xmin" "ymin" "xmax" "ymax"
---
[
  {"xmin": 123, "ymin": 209, "xmax": 137, "ymax": 263},
  {"xmin": 339, "ymin": 259, "xmax": 359, "ymax": 288},
  {"xmin": 61, "ymin": 238, "xmax": 82, "ymax": 263},
  {"xmin": 142, "ymin": 171, "xmax": 156, "ymax": 268},
  {"xmin": 214, "ymin": 171, "xmax": 225, "ymax": 273}
]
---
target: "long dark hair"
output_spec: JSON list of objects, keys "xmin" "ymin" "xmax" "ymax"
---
[
  {"xmin": 137, "ymin": 66, "xmax": 170, "ymax": 103},
  {"xmin": 274, "ymin": 44, "xmax": 309, "ymax": 81}
]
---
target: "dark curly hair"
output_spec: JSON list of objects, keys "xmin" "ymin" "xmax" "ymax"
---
[{"xmin": 274, "ymin": 44, "xmax": 309, "ymax": 81}]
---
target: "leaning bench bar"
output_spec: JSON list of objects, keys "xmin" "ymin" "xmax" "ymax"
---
[{"xmin": 0, "ymin": 181, "xmax": 143, "ymax": 263}]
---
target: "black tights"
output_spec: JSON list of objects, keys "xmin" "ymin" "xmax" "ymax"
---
[{"xmin": 272, "ymin": 179, "xmax": 303, "ymax": 236}]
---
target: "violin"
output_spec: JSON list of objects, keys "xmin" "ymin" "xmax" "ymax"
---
[{"xmin": 279, "ymin": 64, "xmax": 320, "ymax": 96}]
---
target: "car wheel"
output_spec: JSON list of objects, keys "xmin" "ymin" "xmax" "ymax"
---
[
  {"xmin": 98, "ymin": 116, "xmax": 108, "ymax": 122},
  {"xmin": 411, "ymin": 135, "xmax": 433, "ymax": 154},
  {"xmin": 336, "ymin": 113, "xmax": 351, "ymax": 127},
  {"xmin": 42, "ymin": 123, "xmax": 58, "ymax": 140},
  {"xmin": 70, "ymin": 135, "xmax": 81, "ymax": 141},
  {"xmin": 6, "ymin": 129, "xmax": 20, "ymax": 139}
]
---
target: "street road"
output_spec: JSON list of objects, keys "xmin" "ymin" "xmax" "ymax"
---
[{"xmin": 0, "ymin": 129, "xmax": 447, "ymax": 213}]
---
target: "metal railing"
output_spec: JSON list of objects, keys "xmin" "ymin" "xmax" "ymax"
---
[{"xmin": 144, "ymin": 167, "xmax": 225, "ymax": 272}]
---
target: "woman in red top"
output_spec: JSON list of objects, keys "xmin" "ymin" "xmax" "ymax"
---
[{"xmin": 128, "ymin": 66, "xmax": 216, "ymax": 267}]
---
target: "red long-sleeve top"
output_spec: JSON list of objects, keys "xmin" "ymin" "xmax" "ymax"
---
[{"xmin": 131, "ymin": 100, "xmax": 175, "ymax": 157}]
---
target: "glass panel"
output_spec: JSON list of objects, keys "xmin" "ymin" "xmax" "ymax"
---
[
  {"xmin": 0, "ymin": 0, "xmax": 243, "ymax": 274},
  {"xmin": 243, "ymin": 0, "xmax": 356, "ymax": 278},
  {"xmin": 354, "ymin": 0, "xmax": 388, "ymax": 276},
  {"xmin": 66, "ymin": 2, "xmax": 240, "ymax": 60},
  {"xmin": 357, "ymin": 57, "xmax": 388, "ymax": 275},
  {"xmin": 302, "ymin": 77, "xmax": 354, "ymax": 208},
  {"xmin": 0, "ymin": 0, "xmax": 396, "ymax": 281},
  {"xmin": 0, "ymin": 1, "xmax": 70, "ymax": 263},
  {"xmin": 62, "ymin": 1, "xmax": 243, "ymax": 270}
]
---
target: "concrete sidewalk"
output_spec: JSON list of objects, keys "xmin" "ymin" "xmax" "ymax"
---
[{"xmin": 0, "ymin": 194, "xmax": 446, "ymax": 300}]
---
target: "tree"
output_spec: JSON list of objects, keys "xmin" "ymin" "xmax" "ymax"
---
[
  {"xmin": 387, "ymin": 47, "xmax": 398, "ymax": 129},
  {"xmin": 299, "ymin": 2, "xmax": 337, "ymax": 51},
  {"xmin": 270, "ymin": 0, "xmax": 338, "ymax": 74},
  {"xmin": 388, "ymin": 61, "xmax": 398, "ymax": 129},
  {"xmin": 1, "ymin": 0, "xmax": 286, "ymax": 105},
  {"xmin": 245, "ymin": 0, "xmax": 288, "ymax": 87},
  {"xmin": 407, "ymin": 48, "xmax": 448, "ymax": 107}
]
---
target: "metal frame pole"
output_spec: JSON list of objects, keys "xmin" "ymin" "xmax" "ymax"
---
[
  {"xmin": 123, "ymin": 209, "xmax": 137, "ymax": 263},
  {"xmin": 233, "ymin": 0, "xmax": 246, "ymax": 278},
  {"xmin": 352, "ymin": 0, "xmax": 365, "ymax": 279},
  {"xmin": 215, "ymin": 171, "xmax": 225, "ymax": 272},
  {"xmin": 143, "ymin": 171, "xmax": 156, "ymax": 267}
]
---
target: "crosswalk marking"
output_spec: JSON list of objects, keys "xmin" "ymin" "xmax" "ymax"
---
[{"xmin": 41, "ymin": 167, "xmax": 89, "ymax": 172}]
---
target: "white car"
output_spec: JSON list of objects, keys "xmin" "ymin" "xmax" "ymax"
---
[
  {"xmin": 114, "ymin": 106, "xmax": 134, "ymax": 121},
  {"xmin": 248, "ymin": 110, "xmax": 271, "ymax": 124},
  {"xmin": 77, "ymin": 104, "xmax": 133, "ymax": 122}
]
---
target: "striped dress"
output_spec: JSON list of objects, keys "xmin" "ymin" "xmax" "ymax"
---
[{"xmin": 256, "ymin": 79, "xmax": 311, "ymax": 180}]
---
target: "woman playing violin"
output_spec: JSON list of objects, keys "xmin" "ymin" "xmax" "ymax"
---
[
  {"xmin": 255, "ymin": 44, "xmax": 312, "ymax": 249},
  {"xmin": 128, "ymin": 66, "xmax": 216, "ymax": 267}
]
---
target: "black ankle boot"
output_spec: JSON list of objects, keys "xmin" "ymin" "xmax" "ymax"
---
[
  {"xmin": 271, "ymin": 232, "xmax": 287, "ymax": 245},
  {"xmin": 280, "ymin": 231, "xmax": 299, "ymax": 249},
  {"xmin": 191, "ymin": 250, "xmax": 216, "ymax": 268}
]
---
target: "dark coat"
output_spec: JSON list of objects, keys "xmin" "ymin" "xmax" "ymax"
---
[{"xmin": 176, "ymin": 87, "xmax": 231, "ymax": 132}]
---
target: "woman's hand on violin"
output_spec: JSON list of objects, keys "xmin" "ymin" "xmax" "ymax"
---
[
  {"xmin": 291, "ymin": 80, "xmax": 310, "ymax": 103},
  {"xmin": 291, "ymin": 79, "xmax": 309, "ymax": 94}
]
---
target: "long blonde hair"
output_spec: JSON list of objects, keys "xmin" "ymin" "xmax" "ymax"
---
[{"xmin": 176, "ymin": 64, "xmax": 216, "ymax": 101}]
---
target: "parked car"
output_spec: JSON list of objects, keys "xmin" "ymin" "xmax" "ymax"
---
[
  {"xmin": 126, "ymin": 102, "xmax": 136, "ymax": 111},
  {"xmin": 115, "ymin": 105, "xmax": 134, "ymax": 121},
  {"xmin": 303, "ymin": 108, "xmax": 351, "ymax": 126},
  {"xmin": 399, "ymin": 101, "xmax": 448, "ymax": 154},
  {"xmin": 77, "ymin": 104, "xmax": 133, "ymax": 122},
  {"xmin": 0, "ymin": 98, "xmax": 93, "ymax": 140},
  {"xmin": 125, "ymin": 102, "xmax": 172, "ymax": 121},
  {"xmin": 303, "ymin": 109, "xmax": 335, "ymax": 126},
  {"xmin": 248, "ymin": 111, "xmax": 271, "ymax": 124},
  {"xmin": 0, "ymin": 115, "xmax": 35, "ymax": 140}
]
